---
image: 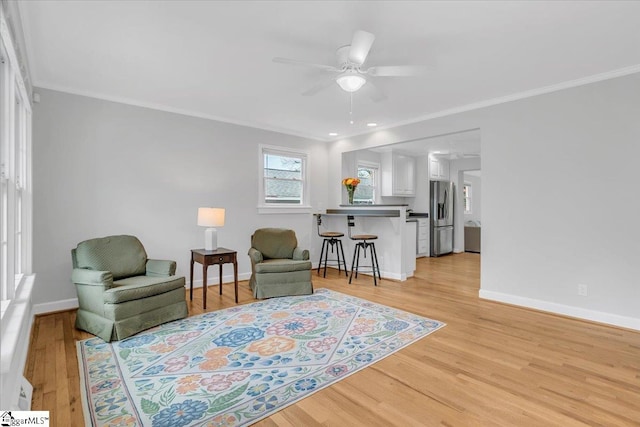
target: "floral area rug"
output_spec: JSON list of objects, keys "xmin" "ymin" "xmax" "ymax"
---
[{"xmin": 77, "ymin": 288, "xmax": 445, "ymax": 426}]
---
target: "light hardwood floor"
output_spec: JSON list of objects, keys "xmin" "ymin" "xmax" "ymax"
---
[{"xmin": 26, "ymin": 253, "xmax": 640, "ymax": 426}]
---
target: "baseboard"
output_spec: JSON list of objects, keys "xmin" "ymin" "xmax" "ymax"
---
[
  {"xmin": 34, "ymin": 274, "xmax": 253, "ymax": 315},
  {"xmin": 189, "ymin": 273, "xmax": 252, "ymax": 289},
  {"xmin": 33, "ymin": 298, "xmax": 79, "ymax": 315},
  {"xmin": 479, "ymin": 289, "xmax": 640, "ymax": 331}
]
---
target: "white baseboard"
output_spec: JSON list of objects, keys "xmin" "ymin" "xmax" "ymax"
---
[
  {"xmin": 479, "ymin": 289, "xmax": 640, "ymax": 331},
  {"xmin": 189, "ymin": 273, "xmax": 252, "ymax": 289},
  {"xmin": 33, "ymin": 298, "xmax": 79, "ymax": 315},
  {"xmin": 34, "ymin": 274, "xmax": 253, "ymax": 315}
]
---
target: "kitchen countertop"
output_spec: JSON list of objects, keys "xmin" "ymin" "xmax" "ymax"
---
[
  {"xmin": 338, "ymin": 204, "xmax": 409, "ymax": 207},
  {"xmin": 324, "ymin": 209, "xmax": 400, "ymax": 217}
]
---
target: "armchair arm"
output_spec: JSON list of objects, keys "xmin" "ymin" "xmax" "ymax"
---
[
  {"xmin": 71, "ymin": 268, "xmax": 114, "ymax": 288},
  {"xmin": 248, "ymin": 248, "xmax": 263, "ymax": 264},
  {"xmin": 146, "ymin": 259, "xmax": 177, "ymax": 277},
  {"xmin": 293, "ymin": 247, "xmax": 310, "ymax": 261}
]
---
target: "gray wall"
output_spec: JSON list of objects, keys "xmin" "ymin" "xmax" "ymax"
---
[
  {"xmin": 327, "ymin": 73, "xmax": 640, "ymax": 327},
  {"xmin": 32, "ymin": 88, "xmax": 328, "ymax": 306}
]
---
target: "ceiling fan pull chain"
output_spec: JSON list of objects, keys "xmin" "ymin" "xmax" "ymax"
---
[{"xmin": 350, "ymin": 92, "xmax": 354, "ymax": 125}]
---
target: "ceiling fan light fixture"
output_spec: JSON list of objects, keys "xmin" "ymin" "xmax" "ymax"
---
[{"xmin": 336, "ymin": 72, "xmax": 366, "ymax": 92}]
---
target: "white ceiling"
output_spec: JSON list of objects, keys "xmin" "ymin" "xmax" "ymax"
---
[{"xmin": 19, "ymin": 1, "xmax": 640, "ymax": 141}]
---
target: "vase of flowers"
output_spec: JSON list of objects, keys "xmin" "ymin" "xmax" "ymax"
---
[{"xmin": 342, "ymin": 177, "xmax": 360, "ymax": 204}]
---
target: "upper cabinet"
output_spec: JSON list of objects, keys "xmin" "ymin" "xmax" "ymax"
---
[
  {"xmin": 429, "ymin": 157, "xmax": 450, "ymax": 181},
  {"xmin": 381, "ymin": 152, "xmax": 416, "ymax": 197}
]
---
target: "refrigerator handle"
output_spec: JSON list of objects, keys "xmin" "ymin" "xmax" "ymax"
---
[{"xmin": 443, "ymin": 189, "xmax": 448, "ymax": 219}]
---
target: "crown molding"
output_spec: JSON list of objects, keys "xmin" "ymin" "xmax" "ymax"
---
[
  {"xmin": 35, "ymin": 64, "xmax": 640, "ymax": 143},
  {"xmin": 336, "ymin": 65, "xmax": 640, "ymax": 141},
  {"xmin": 33, "ymin": 82, "xmax": 329, "ymax": 142}
]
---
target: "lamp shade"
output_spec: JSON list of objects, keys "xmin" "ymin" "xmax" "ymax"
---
[
  {"xmin": 197, "ymin": 208, "xmax": 225, "ymax": 227},
  {"xmin": 336, "ymin": 72, "xmax": 366, "ymax": 92}
]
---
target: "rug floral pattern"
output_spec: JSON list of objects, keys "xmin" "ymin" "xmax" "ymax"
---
[{"xmin": 77, "ymin": 288, "xmax": 445, "ymax": 426}]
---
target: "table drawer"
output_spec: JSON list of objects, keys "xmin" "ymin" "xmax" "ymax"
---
[{"xmin": 210, "ymin": 254, "xmax": 234, "ymax": 264}]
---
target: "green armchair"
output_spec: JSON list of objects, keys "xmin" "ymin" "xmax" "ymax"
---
[
  {"xmin": 248, "ymin": 228, "xmax": 313, "ymax": 299},
  {"xmin": 71, "ymin": 235, "xmax": 188, "ymax": 342}
]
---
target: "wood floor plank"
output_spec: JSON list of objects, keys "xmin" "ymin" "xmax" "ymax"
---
[{"xmin": 24, "ymin": 253, "xmax": 640, "ymax": 426}]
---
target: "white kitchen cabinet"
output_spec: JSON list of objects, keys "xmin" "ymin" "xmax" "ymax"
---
[
  {"xmin": 403, "ymin": 221, "xmax": 417, "ymax": 277},
  {"xmin": 417, "ymin": 218, "xmax": 430, "ymax": 257},
  {"xmin": 429, "ymin": 157, "xmax": 450, "ymax": 181},
  {"xmin": 381, "ymin": 152, "xmax": 416, "ymax": 197}
]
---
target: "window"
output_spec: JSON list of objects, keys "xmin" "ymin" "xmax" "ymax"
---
[
  {"xmin": 0, "ymin": 28, "xmax": 32, "ymax": 308},
  {"xmin": 259, "ymin": 145, "xmax": 310, "ymax": 212},
  {"xmin": 354, "ymin": 162, "xmax": 378, "ymax": 204},
  {"xmin": 463, "ymin": 183, "xmax": 472, "ymax": 214}
]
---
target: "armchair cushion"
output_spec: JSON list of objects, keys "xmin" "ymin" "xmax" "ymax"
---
[
  {"xmin": 74, "ymin": 235, "xmax": 147, "ymax": 279},
  {"xmin": 251, "ymin": 228, "xmax": 297, "ymax": 259},
  {"xmin": 255, "ymin": 259, "xmax": 312, "ymax": 274},
  {"xmin": 107, "ymin": 276, "xmax": 185, "ymax": 304}
]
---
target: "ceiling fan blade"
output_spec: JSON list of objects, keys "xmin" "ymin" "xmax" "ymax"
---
[
  {"xmin": 366, "ymin": 65, "xmax": 428, "ymax": 77},
  {"xmin": 302, "ymin": 76, "xmax": 337, "ymax": 96},
  {"xmin": 363, "ymin": 81, "xmax": 387, "ymax": 103},
  {"xmin": 348, "ymin": 30, "xmax": 375, "ymax": 65},
  {"xmin": 273, "ymin": 57, "xmax": 339, "ymax": 72}
]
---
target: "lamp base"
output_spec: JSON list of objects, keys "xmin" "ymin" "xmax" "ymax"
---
[{"xmin": 204, "ymin": 228, "xmax": 218, "ymax": 251}]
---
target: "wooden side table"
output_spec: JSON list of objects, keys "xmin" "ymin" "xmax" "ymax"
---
[{"xmin": 190, "ymin": 248, "xmax": 238, "ymax": 309}]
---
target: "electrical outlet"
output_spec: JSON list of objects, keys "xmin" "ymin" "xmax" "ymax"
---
[{"xmin": 578, "ymin": 284, "xmax": 588, "ymax": 296}]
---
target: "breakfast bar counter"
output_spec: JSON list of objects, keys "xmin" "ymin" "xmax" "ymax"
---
[
  {"xmin": 315, "ymin": 205, "xmax": 415, "ymax": 281},
  {"xmin": 324, "ymin": 208, "xmax": 400, "ymax": 217}
]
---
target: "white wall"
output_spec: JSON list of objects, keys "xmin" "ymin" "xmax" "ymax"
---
[
  {"xmin": 328, "ymin": 73, "xmax": 640, "ymax": 329},
  {"xmin": 32, "ymin": 88, "xmax": 329, "ymax": 308}
]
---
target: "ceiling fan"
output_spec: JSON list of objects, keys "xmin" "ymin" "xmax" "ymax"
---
[{"xmin": 273, "ymin": 30, "xmax": 426, "ymax": 101}]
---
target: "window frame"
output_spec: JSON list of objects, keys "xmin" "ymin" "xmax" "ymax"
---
[
  {"xmin": 0, "ymin": 20, "xmax": 33, "ymax": 308},
  {"xmin": 258, "ymin": 144, "xmax": 311, "ymax": 214},
  {"xmin": 463, "ymin": 182, "xmax": 472, "ymax": 214},
  {"xmin": 354, "ymin": 161, "xmax": 380, "ymax": 205}
]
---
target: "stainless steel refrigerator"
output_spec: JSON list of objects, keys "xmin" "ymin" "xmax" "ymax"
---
[{"xmin": 430, "ymin": 180, "xmax": 454, "ymax": 257}]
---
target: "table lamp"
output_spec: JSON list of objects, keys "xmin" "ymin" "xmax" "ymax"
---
[{"xmin": 197, "ymin": 207, "xmax": 225, "ymax": 250}]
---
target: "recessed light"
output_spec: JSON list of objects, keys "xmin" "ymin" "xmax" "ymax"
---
[
  {"xmin": 367, "ymin": 122, "xmax": 377, "ymax": 127},
  {"xmin": 329, "ymin": 132, "xmax": 338, "ymax": 136}
]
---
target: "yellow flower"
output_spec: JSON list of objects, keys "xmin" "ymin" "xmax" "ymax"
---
[{"xmin": 342, "ymin": 177, "xmax": 360, "ymax": 189}]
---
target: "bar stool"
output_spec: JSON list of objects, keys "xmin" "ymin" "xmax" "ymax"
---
[
  {"xmin": 316, "ymin": 214, "xmax": 348, "ymax": 277},
  {"xmin": 347, "ymin": 215, "xmax": 381, "ymax": 286}
]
